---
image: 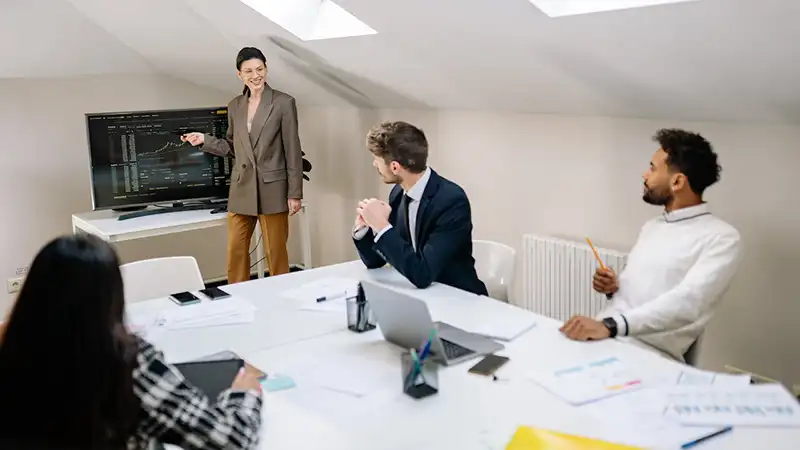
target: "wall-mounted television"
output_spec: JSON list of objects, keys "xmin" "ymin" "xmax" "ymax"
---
[{"xmin": 85, "ymin": 107, "xmax": 232, "ymax": 211}]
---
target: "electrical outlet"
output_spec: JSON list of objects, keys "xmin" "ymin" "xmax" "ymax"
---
[{"xmin": 7, "ymin": 277, "xmax": 24, "ymax": 294}]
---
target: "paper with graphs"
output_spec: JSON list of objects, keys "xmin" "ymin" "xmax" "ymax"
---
[
  {"xmin": 663, "ymin": 383, "xmax": 800, "ymax": 427},
  {"xmin": 527, "ymin": 356, "xmax": 644, "ymax": 406}
]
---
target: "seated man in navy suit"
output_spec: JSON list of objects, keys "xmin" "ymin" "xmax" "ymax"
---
[{"xmin": 352, "ymin": 121, "xmax": 487, "ymax": 296}]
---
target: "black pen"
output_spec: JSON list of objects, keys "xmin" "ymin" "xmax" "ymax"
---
[
  {"xmin": 681, "ymin": 426, "xmax": 733, "ymax": 449},
  {"xmin": 316, "ymin": 291, "xmax": 347, "ymax": 303}
]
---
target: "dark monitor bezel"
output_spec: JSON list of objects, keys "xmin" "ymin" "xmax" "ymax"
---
[{"xmin": 84, "ymin": 106, "xmax": 231, "ymax": 211}]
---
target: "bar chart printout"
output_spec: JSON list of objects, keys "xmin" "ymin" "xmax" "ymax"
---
[
  {"xmin": 527, "ymin": 356, "xmax": 644, "ymax": 406},
  {"xmin": 663, "ymin": 384, "xmax": 800, "ymax": 427}
]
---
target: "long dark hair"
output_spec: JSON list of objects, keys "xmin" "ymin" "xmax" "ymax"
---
[
  {"xmin": 0, "ymin": 235, "xmax": 138, "ymax": 449},
  {"xmin": 236, "ymin": 47, "xmax": 267, "ymax": 96}
]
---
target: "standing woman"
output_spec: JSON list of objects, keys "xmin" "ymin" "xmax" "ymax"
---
[{"xmin": 183, "ymin": 47, "xmax": 303, "ymax": 283}]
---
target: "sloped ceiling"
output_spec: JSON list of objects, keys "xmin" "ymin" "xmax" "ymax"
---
[{"xmin": 2, "ymin": 0, "xmax": 799, "ymax": 122}]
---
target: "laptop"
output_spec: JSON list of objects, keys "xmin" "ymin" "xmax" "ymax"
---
[{"xmin": 361, "ymin": 280, "xmax": 503, "ymax": 365}]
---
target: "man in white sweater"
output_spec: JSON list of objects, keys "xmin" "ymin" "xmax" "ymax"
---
[{"xmin": 560, "ymin": 129, "xmax": 742, "ymax": 362}]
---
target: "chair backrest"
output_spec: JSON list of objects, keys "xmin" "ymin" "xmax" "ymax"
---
[
  {"xmin": 472, "ymin": 240, "xmax": 516, "ymax": 302},
  {"xmin": 120, "ymin": 256, "xmax": 204, "ymax": 303}
]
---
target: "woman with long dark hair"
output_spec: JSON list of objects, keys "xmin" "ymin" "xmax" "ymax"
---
[
  {"xmin": 182, "ymin": 46, "xmax": 304, "ymax": 285},
  {"xmin": 0, "ymin": 235, "xmax": 263, "ymax": 450}
]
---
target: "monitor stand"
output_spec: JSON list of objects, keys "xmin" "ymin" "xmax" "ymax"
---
[
  {"xmin": 112, "ymin": 206, "xmax": 148, "ymax": 213},
  {"xmin": 117, "ymin": 201, "xmax": 227, "ymax": 221}
]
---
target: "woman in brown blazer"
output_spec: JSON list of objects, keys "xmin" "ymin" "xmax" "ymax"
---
[{"xmin": 182, "ymin": 47, "xmax": 303, "ymax": 283}]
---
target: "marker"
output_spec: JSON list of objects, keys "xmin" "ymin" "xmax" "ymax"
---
[
  {"xmin": 681, "ymin": 426, "xmax": 733, "ymax": 449},
  {"xmin": 418, "ymin": 328, "xmax": 436, "ymax": 360},
  {"xmin": 410, "ymin": 348, "xmax": 420, "ymax": 365}
]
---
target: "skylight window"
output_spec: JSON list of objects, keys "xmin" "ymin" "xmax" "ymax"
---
[
  {"xmin": 239, "ymin": 0, "xmax": 377, "ymax": 41},
  {"xmin": 528, "ymin": 0, "xmax": 700, "ymax": 17}
]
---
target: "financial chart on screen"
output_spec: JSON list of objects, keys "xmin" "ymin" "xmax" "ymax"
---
[{"xmin": 86, "ymin": 107, "xmax": 232, "ymax": 209}]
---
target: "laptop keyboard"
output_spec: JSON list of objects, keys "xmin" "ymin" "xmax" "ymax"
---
[{"xmin": 441, "ymin": 338, "xmax": 474, "ymax": 360}]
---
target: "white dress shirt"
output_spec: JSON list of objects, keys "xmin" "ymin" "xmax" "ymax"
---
[
  {"xmin": 354, "ymin": 167, "xmax": 432, "ymax": 251},
  {"xmin": 597, "ymin": 203, "xmax": 742, "ymax": 362}
]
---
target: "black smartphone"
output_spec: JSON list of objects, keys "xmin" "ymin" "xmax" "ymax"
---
[
  {"xmin": 170, "ymin": 291, "xmax": 201, "ymax": 306},
  {"xmin": 199, "ymin": 286, "xmax": 231, "ymax": 300},
  {"xmin": 467, "ymin": 354, "xmax": 510, "ymax": 376}
]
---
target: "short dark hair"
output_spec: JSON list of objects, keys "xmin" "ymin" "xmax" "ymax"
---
[
  {"xmin": 366, "ymin": 121, "xmax": 428, "ymax": 173},
  {"xmin": 653, "ymin": 128, "xmax": 721, "ymax": 195}
]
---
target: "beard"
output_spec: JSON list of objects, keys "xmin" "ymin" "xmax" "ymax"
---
[
  {"xmin": 642, "ymin": 183, "xmax": 672, "ymax": 206},
  {"xmin": 378, "ymin": 168, "xmax": 402, "ymax": 184}
]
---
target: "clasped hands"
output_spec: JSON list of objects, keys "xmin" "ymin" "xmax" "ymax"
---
[
  {"xmin": 355, "ymin": 198, "xmax": 391, "ymax": 232},
  {"xmin": 560, "ymin": 267, "xmax": 619, "ymax": 341}
]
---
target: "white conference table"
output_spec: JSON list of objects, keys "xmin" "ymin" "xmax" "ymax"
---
[{"xmin": 129, "ymin": 261, "xmax": 799, "ymax": 450}]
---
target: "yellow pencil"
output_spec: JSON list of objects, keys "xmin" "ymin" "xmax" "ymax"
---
[{"xmin": 586, "ymin": 237, "xmax": 606, "ymax": 270}]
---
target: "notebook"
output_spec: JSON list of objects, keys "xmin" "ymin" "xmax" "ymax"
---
[{"xmin": 505, "ymin": 426, "xmax": 644, "ymax": 450}]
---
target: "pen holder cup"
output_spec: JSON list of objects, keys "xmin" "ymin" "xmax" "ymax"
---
[
  {"xmin": 401, "ymin": 352, "xmax": 439, "ymax": 399},
  {"xmin": 346, "ymin": 297, "xmax": 376, "ymax": 333}
]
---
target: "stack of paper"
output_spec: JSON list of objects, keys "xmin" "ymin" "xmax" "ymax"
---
[
  {"xmin": 582, "ymin": 371, "xmax": 798, "ymax": 448},
  {"xmin": 427, "ymin": 295, "xmax": 537, "ymax": 341},
  {"xmin": 280, "ymin": 353, "xmax": 401, "ymax": 419},
  {"xmin": 582, "ymin": 382, "xmax": 733, "ymax": 448},
  {"xmin": 674, "ymin": 367, "xmax": 752, "ymax": 387},
  {"xmin": 291, "ymin": 353, "xmax": 396, "ymax": 398},
  {"xmin": 527, "ymin": 356, "xmax": 644, "ymax": 406},
  {"xmin": 162, "ymin": 297, "xmax": 256, "ymax": 330},
  {"xmin": 282, "ymin": 277, "xmax": 359, "ymax": 313},
  {"xmin": 663, "ymin": 383, "xmax": 800, "ymax": 427},
  {"xmin": 126, "ymin": 298, "xmax": 256, "ymax": 338},
  {"xmin": 126, "ymin": 309, "xmax": 167, "ymax": 341}
]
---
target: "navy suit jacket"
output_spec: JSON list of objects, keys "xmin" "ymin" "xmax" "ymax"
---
[{"xmin": 353, "ymin": 170, "xmax": 487, "ymax": 296}]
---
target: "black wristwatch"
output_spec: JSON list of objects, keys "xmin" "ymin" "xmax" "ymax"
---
[{"xmin": 601, "ymin": 317, "xmax": 618, "ymax": 338}]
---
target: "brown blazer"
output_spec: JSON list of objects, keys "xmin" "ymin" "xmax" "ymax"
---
[{"xmin": 202, "ymin": 86, "xmax": 303, "ymax": 216}]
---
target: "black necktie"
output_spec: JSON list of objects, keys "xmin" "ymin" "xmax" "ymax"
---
[{"xmin": 398, "ymin": 194, "xmax": 412, "ymax": 243}]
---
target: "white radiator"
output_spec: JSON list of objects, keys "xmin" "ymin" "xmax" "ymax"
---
[{"xmin": 522, "ymin": 234, "xmax": 628, "ymax": 322}]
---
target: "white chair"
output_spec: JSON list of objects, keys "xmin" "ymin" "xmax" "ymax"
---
[
  {"xmin": 472, "ymin": 240, "xmax": 516, "ymax": 302},
  {"xmin": 120, "ymin": 256, "xmax": 204, "ymax": 303}
]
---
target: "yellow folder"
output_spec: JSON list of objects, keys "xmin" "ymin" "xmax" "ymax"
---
[{"xmin": 505, "ymin": 426, "xmax": 643, "ymax": 450}]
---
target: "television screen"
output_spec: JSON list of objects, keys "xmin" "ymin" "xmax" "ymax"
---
[{"xmin": 86, "ymin": 107, "xmax": 232, "ymax": 210}]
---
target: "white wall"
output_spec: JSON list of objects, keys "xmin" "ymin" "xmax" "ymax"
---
[
  {"xmin": 0, "ymin": 76, "xmax": 378, "ymax": 316},
  {"xmin": 3, "ymin": 76, "xmax": 797, "ymax": 385},
  {"xmin": 372, "ymin": 109, "xmax": 800, "ymax": 385}
]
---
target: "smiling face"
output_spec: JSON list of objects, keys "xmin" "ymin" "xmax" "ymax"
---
[{"xmin": 237, "ymin": 58, "xmax": 267, "ymax": 92}]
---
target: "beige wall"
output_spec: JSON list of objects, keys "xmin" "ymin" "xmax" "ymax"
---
[
  {"xmin": 0, "ymin": 75, "xmax": 228, "ymax": 311},
  {"xmin": 2, "ymin": 77, "xmax": 797, "ymax": 385},
  {"xmin": 0, "ymin": 76, "xmax": 378, "ymax": 316},
  {"xmin": 373, "ymin": 109, "xmax": 800, "ymax": 385}
]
